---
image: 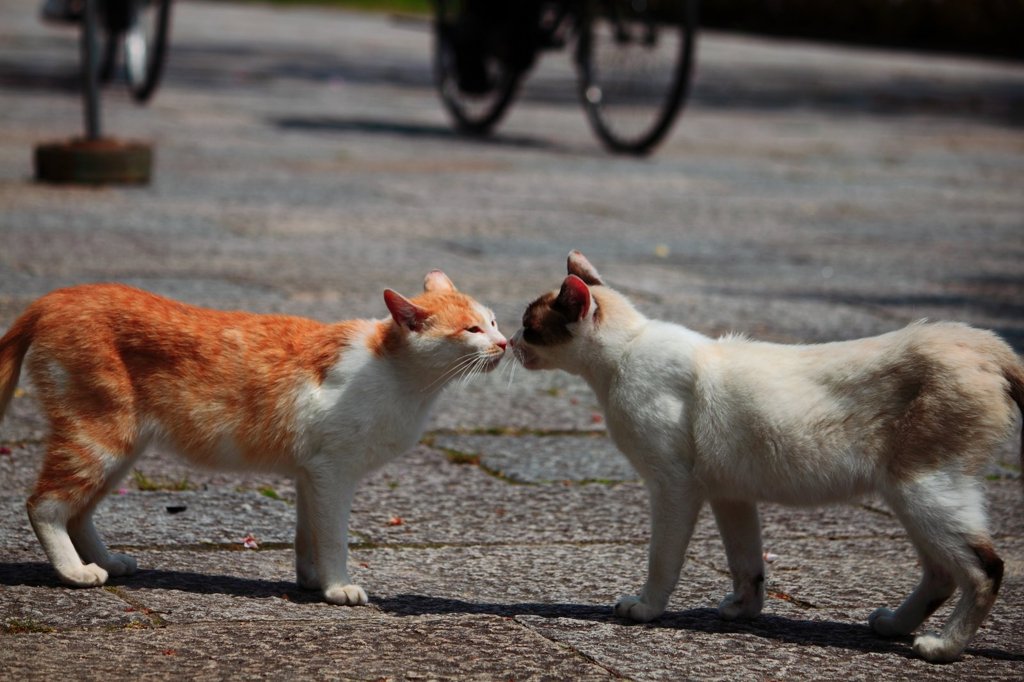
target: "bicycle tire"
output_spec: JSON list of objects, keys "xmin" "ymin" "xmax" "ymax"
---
[
  {"xmin": 575, "ymin": 0, "xmax": 697, "ymax": 155},
  {"xmin": 433, "ymin": 0, "xmax": 521, "ymax": 136},
  {"xmin": 124, "ymin": 0, "xmax": 173, "ymax": 103}
]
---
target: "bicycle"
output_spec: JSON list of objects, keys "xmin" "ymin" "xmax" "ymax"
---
[
  {"xmin": 94, "ymin": 0, "xmax": 173, "ymax": 103},
  {"xmin": 433, "ymin": 0, "xmax": 698, "ymax": 156}
]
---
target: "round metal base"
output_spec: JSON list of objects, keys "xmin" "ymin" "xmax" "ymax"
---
[{"xmin": 34, "ymin": 137, "xmax": 153, "ymax": 185}]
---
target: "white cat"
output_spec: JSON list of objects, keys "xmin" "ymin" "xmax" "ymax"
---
[
  {"xmin": 0, "ymin": 271, "xmax": 506, "ymax": 606},
  {"xmin": 510, "ymin": 251, "xmax": 1023, "ymax": 663}
]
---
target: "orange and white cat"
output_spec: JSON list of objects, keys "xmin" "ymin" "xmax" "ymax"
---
[
  {"xmin": 511, "ymin": 251, "xmax": 1023, "ymax": 662},
  {"xmin": 0, "ymin": 272, "xmax": 506, "ymax": 606}
]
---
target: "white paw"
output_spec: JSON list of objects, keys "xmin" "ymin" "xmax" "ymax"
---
[
  {"xmin": 912, "ymin": 632, "xmax": 963, "ymax": 663},
  {"xmin": 718, "ymin": 592, "xmax": 762, "ymax": 621},
  {"xmin": 102, "ymin": 553, "xmax": 138, "ymax": 578},
  {"xmin": 868, "ymin": 607, "xmax": 909, "ymax": 637},
  {"xmin": 58, "ymin": 562, "xmax": 109, "ymax": 587},
  {"xmin": 323, "ymin": 583, "xmax": 368, "ymax": 606},
  {"xmin": 614, "ymin": 595, "xmax": 663, "ymax": 622}
]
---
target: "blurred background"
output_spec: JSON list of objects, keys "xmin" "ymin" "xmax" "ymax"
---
[
  {"xmin": 1, "ymin": 1, "xmax": 1023, "ymax": 675},
  {"xmin": 2, "ymin": 0, "xmax": 1021, "ymax": 346}
]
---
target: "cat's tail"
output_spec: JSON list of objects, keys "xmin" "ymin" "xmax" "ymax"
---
[{"xmin": 0, "ymin": 306, "xmax": 37, "ymax": 425}]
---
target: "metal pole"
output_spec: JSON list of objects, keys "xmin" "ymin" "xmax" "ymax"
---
[{"xmin": 81, "ymin": 0, "xmax": 101, "ymax": 140}]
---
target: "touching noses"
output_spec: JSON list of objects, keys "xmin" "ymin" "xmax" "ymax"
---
[{"xmin": 490, "ymin": 327, "xmax": 508, "ymax": 352}]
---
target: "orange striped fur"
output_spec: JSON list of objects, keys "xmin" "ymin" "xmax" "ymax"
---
[{"xmin": 0, "ymin": 275, "xmax": 506, "ymax": 603}]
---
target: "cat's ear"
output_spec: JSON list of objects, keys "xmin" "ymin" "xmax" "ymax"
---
[
  {"xmin": 423, "ymin": 270, "xmax": 456, "ymax": 293},
  {"xmin": 384, "ymin": 289, "xmax": 430, "ymax": 332},
  {"xmin": 567, "ymin": 250, "xmax": 603, "ymax": 286},
  {"xmin": 556, "ymin": 275, "xmax": 592, "ymax": 322}
]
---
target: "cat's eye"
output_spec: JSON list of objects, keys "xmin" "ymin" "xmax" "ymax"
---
[{"xmin": 465, "ymin": 326, "xmax": 484, "ymax": 334}]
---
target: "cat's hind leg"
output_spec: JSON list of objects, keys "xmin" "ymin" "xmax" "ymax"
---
[
  {"xmin": 28, "ymin": 496, "xmax": 107, "ymax": 587},
  {"xmin": 69, "ymin": 513, "xmax": 138, "ymax": 578},
  {"xmin": 69, "ymin": 459, "xmax": 141, "ymax": 580},
  {"xmin": 27, "ymin": 344, "xmax": 142, "ymax": 586},
  {"xmin": 28, "ymin": 434, "xmax": 137, "ymax": 587},
  {"xmin": 876, "ymin": 472, "xmax": 1003, "ymax": 663},
  {"xmin": 711, "ymin": 499, "xmax": 765, "ymax": 620},
  {"xmin": 66, "ymin": 432, "xmax": 145, "ymax": 580},
  {"xmin": 868, "ymin": 552, "xmax": 955, "ymax": 638}
]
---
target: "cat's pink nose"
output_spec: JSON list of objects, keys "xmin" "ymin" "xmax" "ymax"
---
[{"xmin": 496, "ymin": 339, "xmax": 507, "ymax": 351}]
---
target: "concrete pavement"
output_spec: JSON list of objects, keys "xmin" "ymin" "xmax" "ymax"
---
[{"xmin": 1, "ymin": 0, "xmax": 1023, "ymax": 678}]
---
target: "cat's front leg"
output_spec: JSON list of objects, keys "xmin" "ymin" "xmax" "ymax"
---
[
  {"xmin": 615, "ymin": 482, "xmax": 704, "ymax": 622},
  {"xmin": 293, "ymin": 481, "xmax": 319, "ymax": 590},
  {"xmin": 297, "ymin": 470, "xmax": 368, "ymax": 606},
  {"xmin": 710, "ymin": 498, "xmax": 765, "ymax": 621}
]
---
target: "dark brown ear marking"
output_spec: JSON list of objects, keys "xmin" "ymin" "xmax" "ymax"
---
[
  {"xmin": 520, "ymin": 276, "xmax": 593, "ymax": 347},
  {"xmin": 567, "ymin": 250, "xmax": 604, "ymax": 286},
  {"xmin": 521, "ymin": 292, "xmax": 573, "ymax": 346}
]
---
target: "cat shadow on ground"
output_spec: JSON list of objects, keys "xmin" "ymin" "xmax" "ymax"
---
[
  {"xmin": 0, "ymin": 561, "xmax": 325, "ymax": 606},
  {"xmin": 375, "ymin": 594, "xmax": 1024, "ymax": 663},
  {"xmin": 3, "ymin": 561, "xmax": 1021, "ymax": 663}
]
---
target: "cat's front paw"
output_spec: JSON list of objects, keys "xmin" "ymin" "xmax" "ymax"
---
[
  {"xmin": 101, "ymin": 553, "xmax": 138, "ymax": 578},
  {"xmin": 912, "ymin": 632, "xmax": 963, "ymax": 663},
  {"xmin": 324, "ymin": 583, "xmax": 369, "ymax": 606},
  {"xmin": 57, "ymin": 562, "xmax": 109, "ymax": 587},
  {"xmin": 717, "ymin": 592, "xmax": 762, "ymax": 621},
  {"xmin": 868, "ymin": 607, "xmax": 911, "ymax": 637},
  {"xmin": 614, "ymin": 595, "xmax": 663, "ymax": 622}
]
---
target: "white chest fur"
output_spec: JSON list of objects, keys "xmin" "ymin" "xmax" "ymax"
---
[{"xmin": 298, "ymin": 336, "xmax": 438, "ymax": 475}]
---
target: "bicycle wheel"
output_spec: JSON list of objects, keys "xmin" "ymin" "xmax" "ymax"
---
[
  {"xmin": 97, "ymin": 0, "xmax": 123, "ymax": 85},
  {"xmin": 434, "ymin": 0, "xmax": 521, "ymax": 135},
  {"xmin": 123, "ymin": 0, "xmax": 172, "ymax": 103},
  {"xmin": 575, "ymin": 0, "xmax": 697, "ymax": 155}
]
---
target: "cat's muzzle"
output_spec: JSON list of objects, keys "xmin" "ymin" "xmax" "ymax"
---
[{"xmin": 510, "ymin": 341, "xmax": 541, "ymax": 370}]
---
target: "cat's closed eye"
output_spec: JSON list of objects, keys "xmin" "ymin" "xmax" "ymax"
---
[{"xmin": 465, "ymin": 326, "xmax": 484, "ymax": 334}]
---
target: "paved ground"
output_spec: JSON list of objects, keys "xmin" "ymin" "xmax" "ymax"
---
[{"xmin": 1, "ymin": 0, "xmax": 1023, "ymax": 678}]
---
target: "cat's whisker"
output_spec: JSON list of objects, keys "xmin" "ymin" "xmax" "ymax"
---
[
  {"xmin": 460, "ymin": 355, "xmax": 493, "ymax": 389},
  {"xmin": 421, "ymin": 352, "xmax": 481, "ymax": 393},
  {"xmin": 502, "ymin": 354, "xmax": 518, "ymax": 390},
  {"xmin": 422, "ymin": 349, "xmax": 494, "ymax": 394},
  {"xmin": 453, "ymin": 356, "xmax": 485, "ymax": 390}
]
